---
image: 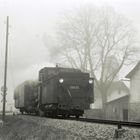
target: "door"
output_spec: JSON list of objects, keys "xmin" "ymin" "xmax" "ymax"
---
[{"xmin": 123, "ymin": 109, "xmax": 128, "ymax": 121}]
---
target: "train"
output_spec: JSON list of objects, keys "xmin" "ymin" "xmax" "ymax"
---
[{"xmin": 14, "ymin": 66, "xmax": 94, "ymax": 118}]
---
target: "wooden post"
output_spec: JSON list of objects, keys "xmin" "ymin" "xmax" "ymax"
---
[{"xmin": 2, "ymin": 16, "xmax": 9, "ymax": 121}]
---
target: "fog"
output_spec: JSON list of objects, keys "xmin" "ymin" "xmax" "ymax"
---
[{"xmin": 0, "ymin": 0, "xmax": 140, "ymax": 106}]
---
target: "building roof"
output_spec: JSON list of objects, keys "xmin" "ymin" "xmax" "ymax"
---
[
  {"xmin": 94, "ymin": 81, "xmax": 129, "ymax": 99},
  {"xmin": 125, "ymin": 61, "xmax": 140, "ymax": 78},
  {"xmin": 106, "ymin": 94, "xmax": 129, "ymax": 104},
  {"xmin": 107, "ymin": 81, "xmax": 130, "ymax": 96}
]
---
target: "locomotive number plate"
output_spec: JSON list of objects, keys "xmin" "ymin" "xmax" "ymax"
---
[{"xmin": 69, "ymin": 86, "xmax": 80, "ymax": 89}]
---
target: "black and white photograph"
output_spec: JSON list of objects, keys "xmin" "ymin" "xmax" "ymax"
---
[{"xmin": 0, "ymin": 0, "xmax": 140, "ymax": 139}]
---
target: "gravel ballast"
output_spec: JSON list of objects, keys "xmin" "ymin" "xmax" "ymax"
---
[
  {"xmin": 0, "ymin": 115, "xmax": 140, "ymax": 140},
  {"xmin": 18, "ymin": 115, "xmax": 140, "ymax": 140}
]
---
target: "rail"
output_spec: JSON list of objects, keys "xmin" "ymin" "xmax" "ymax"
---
[
  {"xmin": 68, "ymin": 117, "xmax": 140, "ymax": 129},
  {"xmin": 17, "ymin": 114, "xmax": 140, "ymax": 138},
  {"xmin": 17, "ymin": 113, "xmax": 140, "ymax": 129}
]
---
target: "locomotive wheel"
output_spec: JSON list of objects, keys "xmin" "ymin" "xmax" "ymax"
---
[
  {"xmin": 65, "ymin": 114, "xmax": 69, "ymax": 118},
  {"xmin": 52, "ymin": 113, "xmax": 57, "ymax": 118},
  {"xmin": 38, "ymin": 109, "xmax": 45, "ymax": 117},
  {"xmin": 62, "ymin": 114, "xmax": 69, "ymax": 119},
  {"xmin": 76, "ymin": 115, "xmax": 79, "ymax": 118},
  {"xmin": 20, "ymin": 109, "xmax": 24, "ymax": 115},
  {"xmin": 20, "ymin": 110, "xmax": 23, "ymax": 115}
]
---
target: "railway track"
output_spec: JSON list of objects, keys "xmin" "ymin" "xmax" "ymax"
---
[
  {"xmin": 17, "ymin": 114, "xmax": 140, "ymax": 139},
  {"xmin": 19, "ymin": 113, "xmax": 140, "ymax": 129},
  {"xmin": 68, "ymin": 117, "xmax": 140, "ymax": 129}
]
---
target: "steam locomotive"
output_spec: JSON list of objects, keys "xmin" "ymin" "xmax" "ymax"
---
[{"xmin": 14, "ymin": 66, "xmax": 94, "ymax": 118}]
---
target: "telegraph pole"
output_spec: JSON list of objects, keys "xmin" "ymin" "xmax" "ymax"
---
[{"xmin": 2, "ymin": 16, "xmax": 9, "ymax": 121}]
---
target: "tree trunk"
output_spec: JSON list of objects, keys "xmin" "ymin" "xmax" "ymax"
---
[{"xmin": 101, "ymin": 89, "xmax": 107, "ymax": 119}]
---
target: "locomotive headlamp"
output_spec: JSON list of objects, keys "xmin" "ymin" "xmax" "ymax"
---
[
  {"xmin": 59, "ymin": 78, "xmax": 64, "ymax": 83},
  {"xmin": 89, "ymin": 79, "xmax": 93, "ymax": 84}
]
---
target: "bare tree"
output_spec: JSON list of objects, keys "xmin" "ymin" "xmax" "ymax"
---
[{"xmin": 43, "ymin": 5, "xmax": 139, "ymax": 114}]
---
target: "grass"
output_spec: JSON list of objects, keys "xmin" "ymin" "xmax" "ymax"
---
[{"xmin": 0, "ymin": 115, "xmax": 83, "ymax": 140}]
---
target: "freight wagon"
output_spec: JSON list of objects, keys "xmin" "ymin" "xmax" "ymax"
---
[{"xmin": 14, "ymin": 80, "xmax": 38, "ymax": 114}]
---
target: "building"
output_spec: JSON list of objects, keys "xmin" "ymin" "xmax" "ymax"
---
[
  {"xmin": 106, "ymin": 95, "xmax": 129, "ymax": 121},
  {"xmin": 91, "ymin": 55, "xmax": 120, "ymax": 109},
  {"xmin": 91, "ymin": 81, "xmax": 129, "ymax": 108},
  {"xmin": 0, "ymin": 102, "xmax": 14, "ymax": 114},
  {"xmin": 105, "ymin": 81, "xmax": 129, "ymax": 120},
  {"xmin": 85, "ymin": 81, "xmax": 129, "ymax": 120},
  {"xmin": 126, "ymin": 61, "xmax": 140, "ymax": 121},
  {"xmin": 107, "ymin": 81, "xmax": 129, "ymax": 102}
]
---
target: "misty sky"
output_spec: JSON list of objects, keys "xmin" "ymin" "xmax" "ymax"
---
[{"xmin": 0, "ymin": 0, "xmax": 140, "ymax": 104}]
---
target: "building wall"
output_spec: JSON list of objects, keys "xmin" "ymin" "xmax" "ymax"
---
[
  {"xmin": 106, "ymin": 97, "xmax": 129, "ymax": 121},
  {"xmin": 92, "ymin": 87, "xmax": 128, "ymax": 109},
  {"xmin": 130, "ymin": 69, "xmax": 140, "ymax": 102},
  {"xmin": 129, "ymin": 102, "xmax": 140, "ymax": 121},
  {"xmin": 84, "ymin": 109, "xmax": 103, "ymax": 119},
  {"xmin": 129, "ymin": 67, "xmax": 140, "ymax": 121}
]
